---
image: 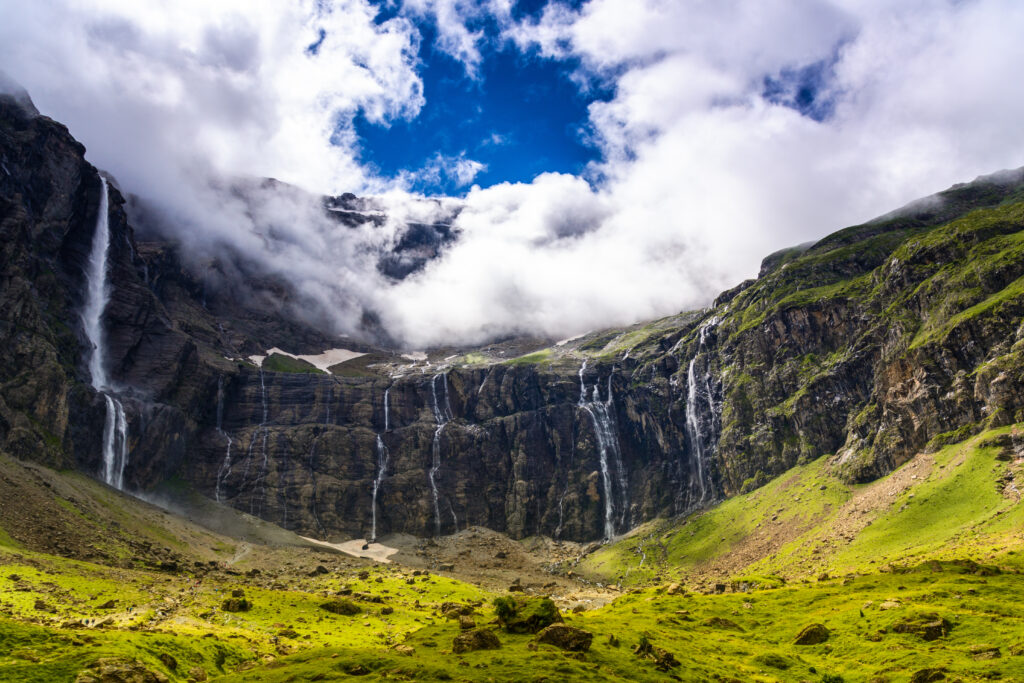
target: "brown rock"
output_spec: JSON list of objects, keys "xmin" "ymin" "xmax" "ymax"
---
[
  {"xmin": 793, "ymin": 623, "xmax": 830, "ymax": 645},
  {"xmin": 536, "ymin": 624, "xmax": 593, "ymax": 652},
  {"xmin": 452, "ymin": 628, "xmax": 501, "ymax": 654},
  {"xmin": 320, "ymin": 599, "xmax": 360, "ymax": 616}
]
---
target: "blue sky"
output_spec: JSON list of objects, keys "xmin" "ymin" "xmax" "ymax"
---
[{"xmin": 356, "ymin": 1, "xmax": 609, "ymax": 194}]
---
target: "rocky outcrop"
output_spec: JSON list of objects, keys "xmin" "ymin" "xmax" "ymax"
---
[{"xmin": 3, "ymin": 93, "xmax": 1024, "ymax": 546}]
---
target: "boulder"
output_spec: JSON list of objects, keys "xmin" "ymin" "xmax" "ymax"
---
[
  {"xmin": 320, "ymin": 599, "xmax": 360, "ymax": 616},
  {"xmin": 452, "ymin": 628, "xmax": 501, "ymax": 654},
  {"xmin": 794, "ymin": 623, "xmax": 830, "ymax": 645},
  {"xmin": 458, "ymin": 615, "xmax": 476, "ymax": 630},
  {"xmin": 536, "ymin": 624, "xmax": 593, "ymax": 652},
  {"xmin": 220, "ymin": 598, "xmax": 251, "ymax": 613},
  {"xmin": 493, "ymin": 596, "xmax": 562, "ymax": 634},
  {"xmin": 892, "ymin": 614, "xmax": 952, "ymax": 641},
  {"xmin": 909, "ymin": 668, "xmax": 947, "ymax": 683}
]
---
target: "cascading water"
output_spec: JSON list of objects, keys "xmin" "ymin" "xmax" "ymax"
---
[
  {"xmin": 80, "ymin": 177, "xmax": 129, "ymax": 490},
  {"xmin": 683, "ymin": 318, "xmax": 721, "ymax": 507},
  {"xmin": 428, "ymin": 372, "xmax": 453, "ymax": 536},
  {"xmin": 240, "ymin": 369, "xmax": 269, "ymax": 514},
  {"xmin": 577, "ymin": 362, "xmax": 628, "ymax": 541},
  {"xmin": 214, "ymin": 376, "xmax": 234, "ymax": 503},
  {"xmin": 370, "ymin": 387, "xmax": 391, "ymax": 542}
]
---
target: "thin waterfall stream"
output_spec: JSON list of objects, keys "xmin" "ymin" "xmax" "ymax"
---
[{"xmin": 80, "ymin": 177, "xmax": 129, "ymax": 490}]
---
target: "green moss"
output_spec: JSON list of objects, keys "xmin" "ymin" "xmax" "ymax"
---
[
  {"xmin": 262, "ymin": 353, "xmax": 324, "ymax": 375},
  {"xmin": 503, "ymin": 349, "xmax": 553, "ymax": 366}
]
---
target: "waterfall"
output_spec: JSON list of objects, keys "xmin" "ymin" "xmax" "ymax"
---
[
  {"xmin": 683, "ymin": 318, "xmax": 721, "ymax": 507},
  {"xmin": 214, "ymin": 376, "xmax": 234, "ymax": 503},
  {"xmin": 101, "ymin": 395, "xmax": 128, "ymax": 490},
  {"xmin": 577, "ymin": 362, "xmax": 628, "ymax": 541},
  {"xmin": 428, "ymin": 372, "xmax": 453, "ymax": 536},
  {"xmin": 82, "ymin": 179, "xmax": 111, "ymax": 390},
  {"xmin": 370, "ymin": 386, "xmax": 392, "ymax": 542},
  {"xmin": 81, "ymin": 177, "xmax": 129, "ymax": 490}
]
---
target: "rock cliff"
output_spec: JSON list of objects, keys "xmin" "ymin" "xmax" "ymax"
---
[{"xmin": 2, "ymin": 94, "xmax": 1023, "ymax": 543}]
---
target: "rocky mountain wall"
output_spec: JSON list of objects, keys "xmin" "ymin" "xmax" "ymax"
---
[{"xmin": 3, "ymin": 95, "xmax": 1024, "ymax": 543}]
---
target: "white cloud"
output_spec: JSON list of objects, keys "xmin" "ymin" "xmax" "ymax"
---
[
  {"xmin": 397, "ymin": 152, "xmax": 487, "ymax": 189},
  {"xmin": 4, "ymin": 0, "xmax": 1024, "ymax": 348}
]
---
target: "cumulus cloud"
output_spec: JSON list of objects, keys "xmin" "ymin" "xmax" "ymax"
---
[{"xmin": 3, "ymin": 0, "xmax": 1024, "ymax": 349}]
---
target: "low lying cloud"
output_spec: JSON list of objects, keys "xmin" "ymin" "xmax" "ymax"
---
[{"xmin": 4, "ymin": 1, "xmax": 1024, "ymax": 349}]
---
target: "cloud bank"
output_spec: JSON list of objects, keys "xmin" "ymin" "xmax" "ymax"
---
[{"xmin": 3, "ymin": 0, "xmax": 1024, "ymax": 348}]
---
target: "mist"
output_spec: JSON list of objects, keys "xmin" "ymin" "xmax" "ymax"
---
[{"xmin": 3, "ymin": 0, "xmax": 1024, "ymax": 348}]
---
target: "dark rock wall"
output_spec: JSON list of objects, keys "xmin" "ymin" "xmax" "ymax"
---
[{"xmin": 4, "ymin": 95, "xmax": 1024, "ymax": 543}]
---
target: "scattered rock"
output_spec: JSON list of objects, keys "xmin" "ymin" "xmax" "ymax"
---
[
  {"xmin": 74, "ymin": 658, "xmax": 170, "ymax": 683},
  {"xmin": 392, "ymin": 645, "xmax": 415, "ymax": 656},
  {"xmin": 452, "ymin": 628, "xmax": 501, "ymax": 654},
  {"xmin": 495, "ymin": 551, "xmax": 507, "ymax": 559},
  {"xmin": 794, "ymin": 623, "xmax": 830, "ymax": 645},
  {"xmin": 320, "ymin": 599, "xmax": 360, "ymax": 616},
  {"xmin": 440, "ymin": 602, "xmax": 474, "ymax": 617},
  {"xmin": 381, "ymin": 607, "xmax": 394, "ymax": 616},
  {"xmin": 969, "ymin": 644, "xmax": 1001, "ymax": 660},
  {"xmin": 536, "ymin": 624, "xmax": 593, "ymax": 652},
  {"xmin": 221, "ymin": 598, "xmax": 251, "ymax": 613},
  {"xmin": 357, "ymin": 571, "xmax": 370, "ymax": 580},
  {"xmin": 879, "ymin": 600, "xmax": 901, "ymax": 610},
  {"xmin": 33, "ymin": 599, "xmax": 54, "ymax": 613},
  {"xmin": 231, "ymin": 589, "xmax": 245, "ymax": 598},
  {"xmin": 458, "ymin": 615, "xmax": 476, "ymax": 630},
  {"xmin": 633, "ymin": 636, "xmax": 679, "ymax": 670},
  {"xmin": 892, "ymin": 614, "xmax": 952, "ymax": 641},
  {"xmin": 493, "ymin": 596, "xmax": 562, "ymax": 634},
  {"xmin": 158, "ymin": 653, "xmax": 177, "ymax": 671},
  {"xmin": 188, "ymin": 667, "xmax": 207, "ymax": 682},
  {"xmin": 96, "ymin": 600, "xmax": 116, "ymax": 609},
  {"xmin": 665, "ymin": 583, "xmax": 683, "ymax": 596}
]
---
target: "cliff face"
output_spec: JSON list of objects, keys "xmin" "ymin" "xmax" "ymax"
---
[{"xmin": 3, "ymin": 95, "xmax": 1024, "ymax": 543}]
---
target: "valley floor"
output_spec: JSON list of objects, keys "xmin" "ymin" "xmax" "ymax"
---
[{"xmin": 2, "ymin": 425, "xmax": 1024, "ymax": 681}]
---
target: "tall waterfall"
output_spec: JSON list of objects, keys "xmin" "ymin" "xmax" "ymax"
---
[
  {"xmin": 370, "ymin": 387, "xmax": 391, "ymax": 542},
  {"xmin": 684, "ymin": 317, "xmax": 721, "ymax": 506},
  {"xmin": 578, "ymin": 362, "xmax": 628, "ymax": 541},
  {"xmin": 428, "ymin": 372, "xmax": 453, "ymax": 536},
  {"xmin": 214, "ymin": 376, "xmax": 234, "ymax": 503},
  {"xmin": 81, "ymin": 178, "xmax": 129, "ymax": 490}
]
